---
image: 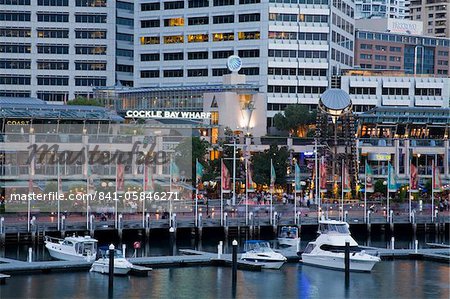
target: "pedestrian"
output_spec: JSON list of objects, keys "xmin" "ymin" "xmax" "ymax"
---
[{"xmin": 307, "ymin": 199, "xmax": 310, "ymax": 208}]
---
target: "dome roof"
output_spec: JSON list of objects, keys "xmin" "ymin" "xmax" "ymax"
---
[{"xmin": 319, "ymin": 89, "xmax": 351, "ymax": 111}]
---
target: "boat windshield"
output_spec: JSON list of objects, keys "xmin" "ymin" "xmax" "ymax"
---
[
  {"xmin": 244, "ymin": 241, "xmax": 273, "ymax": 253},
  {"xmin": 280, "ymin": 227, "xmax": 298, "ymax": 239},
  {"xmin": 319, "ymin": 223, "xmax": 350, "ymax": 234}
]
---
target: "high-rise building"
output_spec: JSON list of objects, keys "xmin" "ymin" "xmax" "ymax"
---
[
  {"xmin": 355, "ymin": 0, "xmax": 410, "ymax": 20},
  {"xmin": 0, "ymin": 0, "xmax": 136, "ymax": 101},
  {"xmin": 135, "ymin": 0, "xmax": 355, "ymax": 127},
  {"xmin": 407, "ymin": 0, "xmax": 449, "ymax": 38}
]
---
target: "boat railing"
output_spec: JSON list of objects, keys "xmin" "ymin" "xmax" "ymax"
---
[{"xmin": 44, "ymin": 236, "xmax": 64, "ymax": 243}]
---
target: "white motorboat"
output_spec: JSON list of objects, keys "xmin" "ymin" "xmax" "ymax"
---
[
  {"xmin": 45, "ymin": 235, "xmax": 97, "ymax": 262},
  {"xmin": 278, "ymin": 226, "xmax": 300, "ymax": 248},
  {"xmin": 301, "ymin": 220, "xmax": 380, "ymax": 272},
  {"xmin": 241, "ymin": 240, "xmax": 287, "ymax": 269},
  {"xmin": 90, "ymin": 248, "xmax": 133, "ymax": 275}
]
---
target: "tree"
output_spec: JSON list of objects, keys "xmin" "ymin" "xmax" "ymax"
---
[
  {"xmin": 273, "ymin": 104, "xmax": 316, "ymax": 137},
  {"xmin": 68, "ymin": 96, "xmax": 103, "ymax": 107},
  {"xmin": 374, "ymin": 179, "xmax": 387, "ymax": 196},
  {"xmin": 252, "ymin": 145, "xmax": 289, "ymax": 186}
]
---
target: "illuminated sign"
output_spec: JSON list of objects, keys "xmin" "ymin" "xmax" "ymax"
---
[
  {"xmin": 226, "ymin": 55, "xmax": 242, "ymax": 72},
  {"xmin": 387, "ymin": 19, "xmax": 423, "ymax": 35},
  {"xmin": 368, "ymin": 153, "xmax": 391, "ymax": 161},
  {"xmin": 125, "ymin": 110, "xmax": 211, "ymax": 119},
  {"xmin": 6, "ymin": 120, "xmax": 30, "ymax": 125}
]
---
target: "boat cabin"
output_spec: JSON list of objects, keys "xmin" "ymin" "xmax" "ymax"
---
[
  {"xmin": 318, "ymin": 221, "xmax": 350, "ymax": 235},
  {"xmin": 244, "ymin": 241, "xmax": 273, "ymax": 253},
  {"xmin": 279, "ymin": 226, "xmax": 299, "ymax": 239}
]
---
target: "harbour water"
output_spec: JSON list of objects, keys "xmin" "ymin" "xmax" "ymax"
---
[{"xmin": 0, "ymin": 260, "xmax": 449, "ymax": 299}]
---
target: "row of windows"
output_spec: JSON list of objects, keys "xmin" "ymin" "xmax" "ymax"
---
[
  {"xmin": 76, "ymin": 14, "xmax": 107, "ymax": 23},
  {"xmin": 37, "ymin": 13, "xmax": 69, "ymax": 22},
  {"xmin": 0, "ymin": 0, "xmax": 30, "ymax": 4},
  {"xmin": 332, "ymin": 13, "xmax": 353, "ymax": 35},
  {"xmin": 37, "ymin": 45, "xmax": 69, "ymax": 54},
  {"xmin": 349, "ymin": 87, "xmax": 376, "ymax": 95},
  {"xmin": 141, "ymin": 49, "xmax": 259, "ymax": 61},
  {"xmin": 332, "ymin": 0, "xmax": 354, "ymax": 18},
  {"xmin": 268, "ymin": 32, "xmax": 328, "ymax": 41},
  {"xmin": 0, "ymin": 90, "xmax": 31, "ymax": 97},
  {"xmin": 142, "ymin": 0, "xmax": 259, "ymax": 10},
  {"xmin": 38, "ymin": 0, "xmax": 68, "ymax": 6},
  {"xmin": 0, "ymin": 75, "xmax": 107, "ymax": 86},
  {"xmin": 269, "ymin": 13, "xmax": 328, "ymax": 23},
  {"xmin": 144, "ymin": 14, "xmax": 261, "ymax": 27},
  {"xmin": 268, "ymin": 67, "xmax": 327, "ymax": 76},
  {"xmin": 116, "ymin": 64, "xmax": 133, "ymax": 72},
  {"xmin": 0, "ymin": 28, "xmax": 106, "ymax": 39},
  {"xmin": 414, "ymin": 88, "xmax": 442, "ymax": 96},
  {"xmin": 141, "ymin": 67, "xmax": 260, "ymax": 78},
  {"xmin": 140, "ymin": 32, "xmax": 260, "ymax": 44},
  {"xmin": 269, "ymin": 0, "xmax": 328, "ymax": 4},
  {"xmin": 332, "ymin": 30, "xmax": 353, "ymax": 51},
  {"xmin": 0, "ymin": 59, "xmax": 31, "ymax": 69},
  {"xmin": 0, "ymin": 44, "xmax": 109, "ymax": 55},
  {"xmin": 0, "ymin": 12, "xmax": 31, "ymax": 21},
  {"xmin": 331, "ymin": 48, "xmax": 352, "ymax": 66},
  {"xmin": 0, "ymin": 44, "xmax": 31, "ymax": 53},
  {"xmin": 382, "ymin": 87, "xmax": 409, "ymax": 96},
  {"xmin": 357, "ymin": 31, "xmax": 450, "ymax": 47},
  {"xmin": 268, "ymin": 85, "xmax": 327, "ymax": 94},
  {"xmin": 1, "ymin": 0, "xmax": 107, "ymax": 6}
]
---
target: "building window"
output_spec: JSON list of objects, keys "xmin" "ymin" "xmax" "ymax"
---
[
  {"xmin": 75, "ymin": 61, "xmax": 107, "ymax": 70},
  {"xmin": 116, "ymin": 17, "xmax": 133, "ymax": 26},
  {"xmin": 298, "ymin": 32, "xmax": 328, "ymax": 40},
  {"xmin": 375, "ymin": 45, "xmax": 387, "ymax": 51},
  {"xmin": 239, "ymin": 13, "xmax": 260, "ymax": 22},
  {"xmin": 213, "ymin": 0, "xmax": 234, "ymax": 5},
  {"xmin": 349, "ymin": 87, "xmax": 376, "ymax": 95},
  {"xmin": 188, "ymin": 0, "xmax": 209, "ymax": 7},
  {"xmin": 414, "ymin": 88, "xmax": 442, "ymax": 96},
  {"xmin": 389, "ymin": 46, "xmax": 401, "ymax": 52},
  {"xmin": 0, "ymin": 90, "xmax": 31, "ymax": 97},
  {"xmin": 37, "ymin": 13, "xmax": 69, "ymax": 22},
  {"xmin": 117, "ymin": 1, "xmax": 133, "ymax": 10},
  {"xmin": 37, "ymin": 30, "xmax": 69, "ymax": 38},
  {"xmin": 37, "ymin": 45, "xmax": 69, "ymax": 54},
  {"xmin": 38, "ymin": 0, "xmax": 68, "ymax": 5},
  {"xmin": 212, "ymin": 68, "xmax": 230, "ymax": 76},
  {"xmin": 116, "ymin": 33, "xmax": 133, "ymax": 42},
  {"xmin": 0, "ymin": 43, "xmax": 31, "ymax": 53},
  {"xmin": 164, "ymin": 1, "xmax": 184, "ymax": 9},
  {"xmin": 163, "ymin": 69, "xmax": 183, "ymax": 77},
  {"xmin": 75, "ymin": 30, "xmax": 107, "ymax": 39},
  {"xmin": 238, "ymin": 49, "xmax": 259, "ymax": 58},
  {"xmin": 268, "ymin": 49, "xmax": 296, "ymax": 57},
  {"xmin": 212, "ymin": 32, "xmax": 234, "ymax": 42},
  {"xmin": 75, "ymin": 77, "xmax": 107, "ymax": 86},
  {"xmin": 116, "ymin": 48, "xmax": 133, "ymax": 57},
  {"xmin": 187, "ymin": 34, "xmax": 208, "ymax": 43},
  {"xmin": 0, "ymin": 0, "xmax": 30, "ymax": 4},
  {"xmin": 75, "ymin": 0, "xmax": 106, "ymax": 6},
  {"xmin": 115, "ymin": 64, "xmax": 133, "ymax": 72},
  {"xmin": 75, "ymin": 46, "xmax": 107, "ymax": 55},
  {"xmin": 0, "ymin": 12, "xmax": 31, "ymax": 21},
  {"xmin": 164, "ymin": 35, "xmax": 184, "ymax": 44},
  {"xmin": 240, "ymin": 0, "xmax": 259, "ymax": 3},
  {"xmin": 0, "ymin": 59, "xmax": 31, "ymax": 69},
  {"xmin": 36, "ymin": 92, "xmax": 66, "ymax": 101},
  {"xmin": 141, "ymin": 53, "xmax": 160, "ymax": 61},
  {"xmin": 298, "ymin": 50, "xmax": 327, "ymax": 59},
  {"xmin": 389, "ymin": 56, "xmax": 401, "ymax": 62},
  {"xmin": 0, "ymin": 28, "xmax": 31, "ymax": 37},
  {"xmin": 188, "ymin": 51, "xmax": 208, "ymax": 60},
  {"xmin": 141, "ymin": 70, "xmax": 160, "ymax": 78},
  {"xmin": 382, "ymin": 87, "xmax": 409, "ymax": 95},
  {"xmin": 141, "ymin": 2, "xmax": 160, "ymax": 11},
  {"xmin": 0, "ymin": 75, "xmax": 31, "ymax": 85},
  {"xmin": 212, "ymin": 50, "xmax": 233, "ymax": 59},
  {"xmin": 269, "ymin": 31, "xmax": 297, "ymax": 40},
  {"xmin": 37, "ymin": 76, "xmax": 69, "ymax": 85},
  {"xmin": 75, "ymin": 14, "xmax": 107, "ymax": 23},
  {"xmin": 188, "ymin": 16, "xmax": 209, "ymax": 25},
  {"xmin": 238, "ymin": 31, "xmax": 260, "ymax": 40},
  {"xmin": 37, "ymin": 60, "xmax": 69, "ymax": 70},
  {"xmin": 212, "ymin": 15, "xmax": 234, "ymax": 24},
  {"xmin": 187, "ymin": 68, "xmax": 208, "ymax": 77},
  {"xmin": 141, "ymin": 36, "xmax": 160, "ymax": 44},
  {"xmin": 239, "ymin": 67, "xmax": 259, "ymax": 75},
  {"xmin": 141, "ymin": 19, "xmax": 160, "ymax": 28},
  {"xmin": 360, "ymin": 54, "xmax": 372, "ymax": 59},
  {"xmin": 164, "ymin": 18, "xmax": 185, "ymax": 26},
  {"xmin": 360, "ymin": 43, "xmax": 373, "ymax": 50},
  {"xmin": 269, "ymin": 13, "xmax": 297, "ymax": 22},
  {"xmin": 374, "ymin": 55, "xmax": 387, "ymax": 61},
  {"xmin": 164, "ymin": 52, "xmax": 184, "ymax": 60}
]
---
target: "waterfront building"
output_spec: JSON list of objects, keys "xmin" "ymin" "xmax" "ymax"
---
[
  {"xmin": 134, "ymin": 0, "xmax": 355, "ymax": 126},
  {"xmin": 407, "ymin": 0, "xmax": 449, "ymax": 38},
  {"xmin": 0, "ymin": 0, "xmax": 135, "ymax": 101},
  {"xmin": 354, "ymin": 19, "xmax": 450, "ymax": 77}
]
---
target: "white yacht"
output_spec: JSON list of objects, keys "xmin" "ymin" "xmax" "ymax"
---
[
  {"xmin": 90, "ymin": 248, "xmax": 134, "ymax": 275},
  {"xmin": 278, "ymin": 226, "xmax": 300, "ymax": 248},
  {"xmin": 45, "ymin": 235, "xmax": 97, "ymax": 262},
  {"xmin": 301, "ymin": 220, "xmax": 380, "ymax": 272},
  {"xmin": 240, "ymin": 240, "xmax": 287, "ymax": 269}
]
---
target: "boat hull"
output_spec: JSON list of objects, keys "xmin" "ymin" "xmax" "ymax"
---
[
  {"xmin": 301, "ymin": 254, "xmax": 379, "ymax": 272},
  {"xmin": 45, "ymin": 243, "xmax": 96, "ymax": 262},
  {"xmin": 241, "ymin": 259, "xmax": 285, "ymax": 270},
  {"xmin": 90, "ymin": 261, "xmax": 131, "ymax": 275}
]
